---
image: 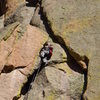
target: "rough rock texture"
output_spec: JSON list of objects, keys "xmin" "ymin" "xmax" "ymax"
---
[
  {"xmin": 49, "ymin": 42, "xmax": 67, "ymax": 62},
  {"xmin": 26, "ymin": 66, "xmax": 70, "ymax": 100},
  {"xmin": 0, "ymin": 0, "xmax": 7, "ymax": 16},
  {"xmin": 83, "ymin": 37, "xmax": 100, "ymax": 100},
  {"xmin": 24, "ymin": 41, "xmax": 84, "ymax": 100},
  {"xmin": 0, "ymin": 0, "xmax": 25, "ymax": 29},
  {"xmin": 0, "ymin": 0, "xmax": 99, "ymax": 100},
  {"xmin": 0, "ymin": 24, "xmax": 48, "ymax": 100},
  {"xmin": 0, "ymin": 70, "xmax": 26, "ymax": 100},
  {"xmin": 54, "ymin": 63, "xmax": 84, "ymax": 100},
  {"xmin": 0, "ymin": 15, "xmax": 4, "ymax": 29},
  {"xmin": 41, "ymin": 0, "xmax": 100, "ymax": 99},
  {"xmin": 4, "ymin": 3, "xmax": 35, "ymax": 26},
  {"xmin": 0, "ymin": 22, "xmax": 20, "ymax": 73},
  {"xmin": 0, "ymin": 22, "xmax": 19, "ymax": 41},
  {"xmin": 26, "ymin": 64, "xmax": 84, "ymax": 100},
  {"xmin": 30, "ymin": 4, "xmax": 46, "ymax": 31},
  {"xmin": 41, "ymin": 0, "xmax": 99, "ymax": 60},
  {"xmin": 5, "ymin": 0, "xmax": 25, "ymax": 19}
]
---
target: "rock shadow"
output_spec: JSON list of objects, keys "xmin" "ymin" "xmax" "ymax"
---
[
  {"xmin": 20, "ymin": 62, "xmax": 45, "ymax": 96},
  {"xmin": 26, "ymin": 0, "xmax": 40, "ymax": 7},
  {"xmin": 37, "ymin": 2, "xmax": 88, "ymax": 100},
  {"xmin": 0, "ymin": 0, "xmax": 8, "ymax": 16}
]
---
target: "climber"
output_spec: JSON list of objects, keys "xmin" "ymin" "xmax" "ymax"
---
[{"xmin": 39, "ymin": 42, "xmax": 53, "ymax": 66}]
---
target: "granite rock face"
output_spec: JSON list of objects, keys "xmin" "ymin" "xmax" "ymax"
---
[
  {"xmin": 5, "ymin": 0, "xmax": 25, "ymax": 19},
  {"xmin": 0, "ymin": 24, "xmax": 48, "ymax": 100},
  {"xmin": 41, "ymin": 0, "xmax": 99, "ymax": 60},
  {"xmin": 26, "ymin": 65, "xmax": 84, "ymax": 100},
  {"xmin": 0, "ymin": 0, "xmax": 100, "ymax": 100},
  {"xmin": 24, "ymin": 41, "xmax": 84, "ymax": 100},
  {"xmin": 0, "ymin": 0, "xmax": 25, "ymax": 29},
  {"xmin": 40, "ymin": 0, "xmax": 100, "ymax": 99}
]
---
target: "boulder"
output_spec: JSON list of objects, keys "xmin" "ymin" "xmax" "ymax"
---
[
  {"xmin": 26, "ymin": 66, "xmax": 70, "ymax": 100},
  {"xmin": 6, "ymin": 25, "xmax": 47, "ymax": 75},
  {"xmin": 0, "ymin": 70, "xmax": 26, "ymax": 100},
  {"xmin": 5, "ymin": 0, "xmax": 25, "ymax": 19},
  {"xmin": 26, "ymin": 63, "xmax": 84, "ymax": 100},
  {"xmin": 41, "ymin": 0, "xmax": 100, "ymax": 99},
  {"xmin": 0, "ymin": 0, "xmax": 25, "ymax": 28},
  {"xmin": 30, "ymin": 4, "xmax": 46, "ymax": 31},
  {"xmin": 41, "ymin": 0, "xmax": 99, "ymax": 61},
  {"xmin": 0, "ymin": 24, "xmax": 48, "ymax": 100},
  {"xmin": 54, "ymin": 63, "xmax": 84, "ymax": 100},
  {"xmin": 4, "ymin": 3, "xmax": 35, "ymax": 26},
  {"xmin": 48, "ymin": 42, "xmax": 67, "ymax": 62}
]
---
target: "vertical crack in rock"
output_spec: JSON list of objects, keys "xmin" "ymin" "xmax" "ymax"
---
[
  {"xmin": 6, "ymin": 0, "xmax": 89, "ymax": 100},
  {"xmin": 0, "ymin": 0, "xmax": 7, "ymax": 16},
  {"xmin": 37, "ymin": 0, "xmax": 88, "ymax": 74},
  {"xmin": 12, "ymin": 61, "xmax": 43, "ymax": 100},
  {"xmin": 13, "ymin": 59, "xmax": 44, "ymax": 100},
  {"xmin": 81, "ymin": 57, "xmax": 89, "ymax": 100},
  {"xmin": 30, "ymin": 1, "xmax": 89, "ymax": 99},
  {"xmin": 15, "ymin": 60, "xmax": 67, "ymax": 100}
]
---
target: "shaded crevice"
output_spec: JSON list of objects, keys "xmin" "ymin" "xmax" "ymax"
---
[
  {"xmin": 26, "ymin": 0, "xmax": 40, "ymax": 7},
  {"xmin": 4, "ymin": 3, "xmax": 26, "ymax": 26},
  {"xmin": 0, "ymin": 0, "xmax": 8, "ymax": 16},
  {"xmin": 12, "ymin": 66, "xmax": 43, "ymax": 100},
  {"xmin": 81, "ymin": 70, "xmax": 88, "ymax": 100},
  {"xmin": 1, "ymin": 65, "xmax": 26, "ymax": 73},
  {"xmin": 13, "ymin": 60, "xmax": 68, "ymax": 100},
  {"xmin": 81, "ymin": 59, "xmax": 89, "ymax": 100},
  {"xmin": 42, "ymin": 90, "xmax": 45, "ymax": 98},
  {"xmin": 20, "ymin": 60, "xmax": 67, "ymax": 96},
  {"xmin": 36, "ymin": 2, "xmax": 89, "ymax": 100},
  {"xmin": 1, "ymin": 65, "xmax": 15, "ymax": 73},
  {"xmin": 39, "ymin": 4, "xmax": 86, "ymax": 74},
  {"xmin": 19, "ymin": 62, "xmax": 45, "ymax": 97},
  {"xmin": 39, "ymin": 6, "xmax": 61, "ymax": 43},
  {"xmin": 83, "ymin": 56, "xmax": 89, "ymax": 68}
]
